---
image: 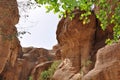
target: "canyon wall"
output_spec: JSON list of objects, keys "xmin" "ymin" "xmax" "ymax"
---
[
  {"xmin": 0, "ymin": 0, "xmax": 119, "ymax": 80},
  {"xmin": 0, "ymin": 45, "xmax": 55, "ymax": 80},
  {"xmin": 0, "ymin": 1, "xmax": 55, "ymax": 80},
  {"xmin": 0, "ymin": 0, "xmax": 21, "ymax": 74}
]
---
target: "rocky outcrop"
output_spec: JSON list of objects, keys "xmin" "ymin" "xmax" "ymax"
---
[
  {"xmin": 0, "ymin": 0, "xmax": 118, "ymax": 80},
  {"xmin": 31, "ymin": 61, "xmax": 53, "ymax": 80},
  {"xmin": 1, "ymin": 47, "xmax": 55, "ymax": 80},
  {"xmin": 53, "ymin": 9, "xmax": 113, "ymax": 80},
  {"xmin": 0, "ymin": 0, "xmax": 21, "ymax": 75},
  {"xmin": 22, "ymin": 47, "xmax": 55, "ymax": 63},
  {"xmin": 53, "ymin": 10, "xmax": 96, "ymax": 80},
  {"xmin": 21, "ymin": 47, "xmax": 55, "ymax": 80},
  {"xmin": 83, "ymin": 41, "xmax": 120, "ymax": 80},
  {"xmin": 30, "ymin": 46, "xmax": 60, "ymax": 80}
]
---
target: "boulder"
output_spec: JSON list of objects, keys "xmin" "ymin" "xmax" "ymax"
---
[
  {"xmin": 31, "ymin": 61, "xmax": 53, "ymax": 80},
  {"xmin": 83, "ymin": 41, "xmax": 120, "ymax": 80}
]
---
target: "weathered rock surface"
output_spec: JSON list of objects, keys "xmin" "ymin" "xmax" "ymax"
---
[
  {"xmin": 53, "ymin": 44, "xmax": 61, "ymax": 60},
  {"xmin": 53, "ymin": 10, "xmax": 96, "ymax": 80},
  {"xmin": 20, "ymin": 47, "xmax": 55, "ymax": 80},
  {"xmin": 0, "ymin": 0, "xmax": 119, "ymax": 80},
  {"xmin": 83, "ymin": 41, "xmax": 120, "ymax": 80},
  {"xmin": 0, "ymin": 0, "xmax": 21, "ymax": 74},
  {"xmin": 22, "ymin": 47, "xmax": 55, "ymax": 63},
  {"xmin": 1, "ymin": 47, "xmax": 55, "ymax": 80},
  {"xmin": 53, "ymin": 9, "xmax": 114, "ymax": 80},
  {"xmin": 30, "ymin": 46, "xmax": 60, "ymax": 80},
  {"xmin": 31, "ymin": 61, "xmax": 53, "ymax": 80},
  {"xmin": 0, "ymin": 43, "xmax": 56, "ymax": 79}
]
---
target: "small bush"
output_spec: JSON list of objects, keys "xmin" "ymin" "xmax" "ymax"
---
[
  {"xmin": 40, "ymin": 60, "xmax": 61, "ymax": 80},
  {"xmin": 29, "ymin": 76, "xmax": 32, "ymax": 80}
]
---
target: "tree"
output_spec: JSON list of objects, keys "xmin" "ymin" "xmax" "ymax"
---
[
  {"xmin": 17, "ymin": 0, "xmax": 38, "ymax": 38},
  {"xmin": 35, "ymin": 0, "xmax": 120, "ymax": 43},
  {"xmin": 17, "ymin": 0, "xmax": 38, "ymax": 18}
]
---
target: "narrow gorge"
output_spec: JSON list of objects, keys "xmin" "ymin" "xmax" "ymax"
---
[{"xmin": 0, "ymin": 0, "xmax": 120, "ymax": 80}]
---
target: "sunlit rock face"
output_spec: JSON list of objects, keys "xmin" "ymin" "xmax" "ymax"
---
[{"xmin": 0, "ymin": 0, "xmax": 21, "ymax": 74}]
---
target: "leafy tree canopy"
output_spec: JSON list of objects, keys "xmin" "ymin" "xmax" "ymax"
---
[{"xmin": 35, "ymin": 0, "xmax": 120, "ymax": 43}]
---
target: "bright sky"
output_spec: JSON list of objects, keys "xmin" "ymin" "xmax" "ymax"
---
[{"xmin": 16, "ymin": 0, "xmax": 59, "ymax": 49}]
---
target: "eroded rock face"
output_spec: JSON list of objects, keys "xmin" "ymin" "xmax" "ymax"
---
[
  {"xmin": 0, "ymin": 0, "xmax": 21, "ymax": 74},
  {"xmin": 0, "ymin": 0, "xmax": 118, "ymax": 80},
  {"xmin": 22, "ymin": 47, "xmax": 54, "ymax": 63},
  {"xmin": 83, "ymin": 41, "xmax": 120, "ymax": 80},
  {"xmin": 53, "ymin": 9, "xmax": 113, "ymax": 80},
  {"xmin": 1, "ymin": 47, "xmax": 55, "ymax": 80},
  {"xmin": 25, "ymin": 48, "xmax": 55, "ymax": 80},
  {"xmin": 31, "ymin": 61, "xmax": 53, "ymax": 80},
  {"xmin": 53, "ymin": 10, "xmax": 96, "ymax": 80},
  {"xmin": 53, "ymin": 44, "xmax": 61, "ymax": 60}
]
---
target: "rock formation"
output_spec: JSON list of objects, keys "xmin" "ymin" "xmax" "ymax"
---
[
  {"xmin": 53, "ymin": 10, "xmax": 96, "ymax": 80},
  {"xmin": 0, "ymin": 0, "xmax": 21, "ymax": 75},
  {"xmin": 0, "ymin": 0, "xmax": 119, "ymax": 80},
  {"xmin": 53, "ymin": 44, "xmax": 61, "ymax": 60},
  {"xmin": 83, "ymin": 41, "xmax": 120, "ymax": 80},
  {"xmin": 31, "ymin": 61, "xmax": 53, "ymax": 80},
  {"xmin": 0, "ymin": 1, "xmax": 55, "ymax": 80},
  {"xmin": 53, "ymin": 9, "xmax": 114, "ymax": 80},
  {"xmin": 0, "ymin": 1, "xmax": 57, "ymax": 80},
  {"xmin": 1, "ymin": 47, "xmax": 55, "ymax": 80}
]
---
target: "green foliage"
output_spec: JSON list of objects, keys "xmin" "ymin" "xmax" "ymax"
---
[
  {"xmin": 29, "ymin": 76, "xmax": 32, "ymax": 80},
  {"xmin": 82, "ymin": 59, "xmax": 92, "ymax": 67},
  {"xmin": 40, "ymin": 71, "xmax": 50, "ymax": 80},
  {"xmin": 35, "ymin": 0, "xmax": 93, "ymax": 18},
  {"xmin": 40, "ymin": 60, "xmax": 61, "ymax": 80},
  {"xmin": 35, "ymin": 0, "xmax": 120, "ymax": 43},
  {"xmin": 105, "ymin": 38, "xmax": 113, "ymax": 45}
]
